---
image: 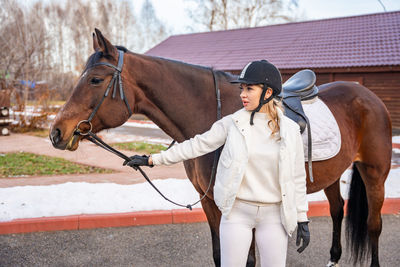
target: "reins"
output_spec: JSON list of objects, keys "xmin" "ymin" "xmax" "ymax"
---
[{"xmin": 73, "ymin": 50, "xmax": 222, "ymax": 210}]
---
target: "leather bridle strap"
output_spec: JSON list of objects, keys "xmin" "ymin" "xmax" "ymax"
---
[
  {"xmin": 213, "ymin": 69, "xmax": 222, "ymax": 120},
  {"xmin": 74, "ymin": 50, "xmax": 132, "ymax": 136},
  {"xmin": 87, "ymin": 50, "xmax": 132, "ymax": 125}
]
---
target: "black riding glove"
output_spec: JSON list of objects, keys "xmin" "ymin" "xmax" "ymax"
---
[
  {"xmin": 123, "ymin": 155, "xmax": 153, "ymax": 170},
  {"xmin": 296, "ymin": 221, "xmax": 310, "ymax": 253}
]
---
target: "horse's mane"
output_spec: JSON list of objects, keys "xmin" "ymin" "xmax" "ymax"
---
[
  {"xmin": 83, "ymin": 45, "xmax": 237, "ymax": 81},
  {"xmin": 115, "ymin": 45, "xmax": 128, "ymax": 52},
  {"xmin": 82, "ymin": 51, "xmax": 102, "ymax": 74},
  {"xmin": 141, "ymin": 54, "xmax": 237, "ymax": 81}
]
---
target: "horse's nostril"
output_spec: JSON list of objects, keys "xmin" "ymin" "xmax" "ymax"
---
[{"xmin": 50, "ymin": 128, "xmax": 61, "ymax": 145}]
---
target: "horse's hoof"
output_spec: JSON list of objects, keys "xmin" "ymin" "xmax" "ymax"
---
[{"xmin": 326, "ymin": 261, "xmax": 339, "ymax": 267}]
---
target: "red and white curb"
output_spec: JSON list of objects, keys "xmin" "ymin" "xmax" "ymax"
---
[{"xmin": 1, "ymin": 199, "xmax": 399, "ymax": 235}]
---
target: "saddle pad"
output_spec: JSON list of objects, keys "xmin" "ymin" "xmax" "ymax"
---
[{"xmin": 301, "ymin": 97, "xmax": 341, "ymax": 161}]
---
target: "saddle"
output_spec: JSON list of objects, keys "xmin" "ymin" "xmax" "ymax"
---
[
  {"xmin": 280, "ymin": 69, "xmax": 318, "ymax": 133},
  {"xmin": 278, "ymin": 69, "xmax": 319, "ymax": 182}
]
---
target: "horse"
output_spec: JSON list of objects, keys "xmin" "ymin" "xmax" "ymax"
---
[{"xmin": 49, "ymin": 29, "xmax": 392, "ymax": 267}]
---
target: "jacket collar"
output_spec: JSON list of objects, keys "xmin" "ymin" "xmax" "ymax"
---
[{"xmin": 231, "ymin": 108, "xmax": 251, "ymax": 129}]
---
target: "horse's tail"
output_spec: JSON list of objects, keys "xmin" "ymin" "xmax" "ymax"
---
[{"xmin": 346, "ymin": 163, "xmax": 369, "ymax": 264}]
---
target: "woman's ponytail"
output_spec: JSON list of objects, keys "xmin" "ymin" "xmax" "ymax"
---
[{"xmin": 260, "ymin": 95, "xmax": 282, "ymax": 139}]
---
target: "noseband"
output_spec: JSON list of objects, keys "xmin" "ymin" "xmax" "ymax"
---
[{"xmin": 74, "ymin": 50, "xmax": 132, "ymax": 136}]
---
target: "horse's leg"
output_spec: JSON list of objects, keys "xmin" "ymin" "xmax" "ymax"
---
[
  {"xmin": 247, "ymin": 232, "xmax": 256, "ymax": 267},
  {"xmin": 200, "ymin": 196, "xmax": 256, "ymax": 267},
  {"xmin": 354, "ymin": 161, "xmax": 388, "ymax": 267},
  {"xmin": 351, "ymin": 109, "xmax": 390, "ymax": 267},
  {"xmin": 200, "ymin": 196, "xmax": 222, "ymax": 266},
  {"xmin": 324, "ymin": 179, "xmax": 344, "ymax": 266}
]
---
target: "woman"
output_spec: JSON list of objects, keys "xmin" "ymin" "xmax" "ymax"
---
[{"xmin": 125, "ymin": 60, "xmax": 310, "ymax": 267}]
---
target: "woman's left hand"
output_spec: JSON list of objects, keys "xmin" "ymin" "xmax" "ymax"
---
[{"xmin": 296, "ymin": 221, "xmax": 310, "ymax": 253}]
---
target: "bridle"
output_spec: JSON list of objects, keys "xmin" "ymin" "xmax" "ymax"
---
[
  {"xmin": 73, "ymin": 50, "xmax": 132, "ymax": 138},
  {"xmin": 71, "ymin": 49, "xmax": 222, "ymax": 210}
]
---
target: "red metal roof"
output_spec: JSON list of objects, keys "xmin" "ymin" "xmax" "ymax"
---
[{"xmin": 145, "ymin": 11, "xmax": 400, "ymax": 70}]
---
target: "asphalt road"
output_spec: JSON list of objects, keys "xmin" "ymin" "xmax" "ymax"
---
[{"xmin": 1, "ymin": 215, "xmax": 399, "ymax": 267}]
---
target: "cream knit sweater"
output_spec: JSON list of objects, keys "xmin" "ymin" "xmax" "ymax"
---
[{"xmin": 236, "ymin": 112, "xmax": 282, "ymax": 204}]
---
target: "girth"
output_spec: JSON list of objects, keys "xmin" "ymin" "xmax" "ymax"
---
[{"xmin": 279, "ymin": 69, "xmax": 319, "ymax": 182}]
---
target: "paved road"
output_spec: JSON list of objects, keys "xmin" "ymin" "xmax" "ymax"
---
[
  {"xmin": 110, "ymin": 124, "xmax": 172, "ymax": 141},
  {"xmin": 1, "ymin": 215, "xmax": 399, "ymax": 267}
]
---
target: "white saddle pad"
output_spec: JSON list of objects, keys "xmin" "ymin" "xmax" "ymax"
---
[{"xmin": 301, "ymin": 97, "xmax": 341, "ymax": 161}]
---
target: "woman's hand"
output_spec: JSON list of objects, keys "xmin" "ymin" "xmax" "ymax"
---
[
  {"xmin": 296, "ymin": 221, "xmax": 310, "ymax": 253},
  {"xmin": 123, "ymin": 155, "xmax": 153, "ymax": 170}
]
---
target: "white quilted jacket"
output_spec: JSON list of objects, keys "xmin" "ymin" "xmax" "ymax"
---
[{"xmin": 152, "ymin": 108, "xmax": 308, "ymax": 236}]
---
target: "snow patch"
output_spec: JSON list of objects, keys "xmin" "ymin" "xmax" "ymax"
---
[
  {"xmin": 393, "ymin": 136, "xmax": 400, "ymax": 144},
  {"xmin": 123, "ymin": 121, "xmax": 159, "ymax": 129},
  {"xmin": 1, "ymin": 169, "xmax": 399, "ymax": 222}
]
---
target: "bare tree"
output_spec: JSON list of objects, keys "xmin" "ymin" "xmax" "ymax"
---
[
  {"xmin": 186, "ymin": 0, "xmax": 303, "ymax": 31},
  {"xmin": 0, "ymin": 0, "xmax": 50, "ymax": 111},
  {"xmin": 0, "ymin": 0, "xmax": 48, "ymax": 81},
  {"xmin": 0, "ymin": 0, "xmax": 170, "ymax": 101},
  {"xmin": 139, "ymin": 0, "xmax": 169, "ymax": 52},
  {"xmin": 96, "ymin": 0, "xmax": 142, "ymax": 52}
]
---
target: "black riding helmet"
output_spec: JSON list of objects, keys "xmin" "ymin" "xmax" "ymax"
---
[{"xmin": 231, "ymin": 60, "xmax": 282, "ymax": 125}]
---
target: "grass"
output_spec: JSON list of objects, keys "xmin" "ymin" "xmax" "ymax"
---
[
  {"xmin": 48, "ymin": 100, "xmax": 66, "ymax": 106},
  {"xmin": 111, "ymin": 141, "xmax": 167, "ymax": 154},
  {"xmin": 0, "ymin": 152, "xmax": 113, "ymax": 178}
]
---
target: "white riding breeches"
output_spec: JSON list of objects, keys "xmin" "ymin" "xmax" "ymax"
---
[{"xmin": 219, "ymin": 200, "xmax": 288, "ymax": 267}]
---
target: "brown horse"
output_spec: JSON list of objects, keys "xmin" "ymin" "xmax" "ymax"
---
[{"xmin": 50, "ymin": 29, "xmax": 391, "ymax": 267}]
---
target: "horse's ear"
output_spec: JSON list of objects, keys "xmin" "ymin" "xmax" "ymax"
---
[
  {"xmin": 92, "ymin": 32, "xmax": 100, "ymax": 51},
  {"xmin": 94, "ymin": 28, "xmax": 117, "ymax": 58}
]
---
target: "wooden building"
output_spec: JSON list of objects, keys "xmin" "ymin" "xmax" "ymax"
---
[{"xmin": 145, "ymin": 11, "xmax": 400, "ymax": 129}]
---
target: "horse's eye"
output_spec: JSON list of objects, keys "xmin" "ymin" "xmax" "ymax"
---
[{"xmin": 90, "ymin": 77, "xmax": 103, "ymax": 85}]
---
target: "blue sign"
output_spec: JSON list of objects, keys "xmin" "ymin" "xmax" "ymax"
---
[{"xmin": 20, "ymin": 80, "xmax": 36, "ymax": 88}]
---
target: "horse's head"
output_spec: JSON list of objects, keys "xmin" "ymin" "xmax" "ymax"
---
[{"xmin": 50, "ymin": 29, "xmax": 133, "ymax": 151}]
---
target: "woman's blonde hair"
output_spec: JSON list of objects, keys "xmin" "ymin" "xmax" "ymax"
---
[{"xmin": 259, "ymin": 86, "xmax": 282, "ymax": 138}]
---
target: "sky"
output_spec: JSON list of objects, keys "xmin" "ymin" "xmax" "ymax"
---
[
  {"xmin": 21, "ymin": 0, "xmax": 400, "ymax": 35},
  {"xmin": 135, "ymin": 0, "xmax": 400, "ymax": 34}
]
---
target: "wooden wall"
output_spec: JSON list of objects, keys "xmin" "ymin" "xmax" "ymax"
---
[{"xmin": 362, "ymin": 72, "xmax": 400, "ymax": 129}]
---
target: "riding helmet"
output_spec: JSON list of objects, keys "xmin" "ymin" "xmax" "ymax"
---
[
  {"xmin": 230, "ymin": 60, "xmax": 282, "ymax": 96},
  {"xmin": 231, "ymin": 60, "xmax": 282, "ymax": 125}
]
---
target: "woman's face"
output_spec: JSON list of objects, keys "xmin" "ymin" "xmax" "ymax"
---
[{"xmin": 240, "ymin": 84, "xmax": 271, "ymax": 111}]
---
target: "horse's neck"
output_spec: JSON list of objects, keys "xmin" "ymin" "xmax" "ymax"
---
[{"xmin": 126, "ymin": 54, "xmax": 224, "ymax": 142}]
